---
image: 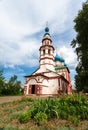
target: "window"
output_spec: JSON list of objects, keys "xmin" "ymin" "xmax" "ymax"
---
[
  {"xmin": 47, "ymin": 41, "xmax": 49, "ymax": 45},
  {"xmin": 43, "ymin": 50, "xmax": 45, "ymax": 55},
  {"xmin": 48, "ymin": 49, "xmax": 50, "ymax": 54}
]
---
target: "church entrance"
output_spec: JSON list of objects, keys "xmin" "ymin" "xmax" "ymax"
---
[{"xmin": 32, "ymin": 85, "xmax": 35, "ymax": 94}]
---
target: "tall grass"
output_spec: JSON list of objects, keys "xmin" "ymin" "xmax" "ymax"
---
[{"xmin": 18, "ymin": 94, "xmax": 88, "ymax": 125}]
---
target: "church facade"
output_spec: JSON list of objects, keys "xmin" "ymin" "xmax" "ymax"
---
[{"xmin": 24, "ymin": 26, "xmax": 72, "ymax": 96}]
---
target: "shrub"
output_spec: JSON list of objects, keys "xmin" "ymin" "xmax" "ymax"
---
[
  {"xmin": 34, "ymin": 112, "xmax": 47, "ymax": 125},
  {"xmin": 18, "ymin": 94, "xmax": 88, "ymax": 125},
  {"xmin": 68, "ymin": 115, "xmax": 80, "ymax": 126},
  {"xmin": 18, "ymin": 111, "xmax": 31, "ymax": 123}
]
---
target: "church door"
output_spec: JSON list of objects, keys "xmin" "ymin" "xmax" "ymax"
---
[{"xmin": 32, "ymin": 85, "xmax": 35, "ymax": 94}]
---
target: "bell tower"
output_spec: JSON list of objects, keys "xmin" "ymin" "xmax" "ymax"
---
[{"xmin": 39, "ymin": 25, "xmax": 55, "ymax": 71}]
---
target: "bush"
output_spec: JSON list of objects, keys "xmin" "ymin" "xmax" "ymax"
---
[
  {"xmin": 18, "ymin": 111, "xmax": 31, "ymax": 123},
  {"xmin": 34, "ymin": 112, "xmax": 48, "ymax": 125},
  {"xmin": 18, "ymin": 94, "xmax": 88, "ymax": 125},
  {"xmin": 68, "ymin": 115, "xmax": 80, "ymax": 126}
]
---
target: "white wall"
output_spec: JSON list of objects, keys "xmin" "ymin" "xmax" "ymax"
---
[{"xmin": 42, "ymin": 78, "xmax": 59, "ymax": 94}]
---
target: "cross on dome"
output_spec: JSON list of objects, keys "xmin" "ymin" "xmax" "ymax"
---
[
  {"xmin": 46, "ymin": 21, "xmax": 48, "ymax": 27},
  {"xmin": 45, "ymin": 21, "xmax": 49, "ymax": 33}
]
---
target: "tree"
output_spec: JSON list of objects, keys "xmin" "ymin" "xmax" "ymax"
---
[
  {"xmin": 7, "ymin": 75, "xmax": 22, "ymax": 95},
  {"xmin": 71, "ymin": 1, "xmax": 88, "ymax": 92},
  {"xmin": 0, "ymin": 70, "xmax": 6, "ymax": 95},
  {"xmin": 0, "ymin": 70, "xmax": 23, "ymax": 95}
]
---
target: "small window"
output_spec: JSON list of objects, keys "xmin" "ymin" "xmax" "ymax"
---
[
  {"xmin": 48, "ymin": 49, "xmax": 50, "ymax": 54},
  {"xmin": 43, "ymin": 50, "xmax": 45, "ymax": 55},
  {"xmin": 44, "ymin": 41, "xmax": 46, "ymax": 45},
  {"xmin": 47, "ymin": 41, "xmax": 49, "ymax": 45}
]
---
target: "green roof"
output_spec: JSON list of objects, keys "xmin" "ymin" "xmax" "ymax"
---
[{"xmin": 55, "ymin": 66, "xmax": 66, "ymax": 70}]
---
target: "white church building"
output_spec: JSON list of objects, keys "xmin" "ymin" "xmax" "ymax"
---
[{"xmin": 24, "ymin": 26, "xmax": 72, "ymax": 96}]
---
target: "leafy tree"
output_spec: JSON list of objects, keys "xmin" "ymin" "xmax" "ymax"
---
[
  {"xmin": 0, "ymin": 70, "xmax": 6, "ymax": 95},
  {"xmin": 7, "ymin": 75, "xmax": 22, "ymax": 95},
  {"xmin": 71, "ymin": 1, "xmax": 88, "ymax": 92},
  {"xmin": 0, "ymin": 70, "xmax": 23, "ymax": 95}
]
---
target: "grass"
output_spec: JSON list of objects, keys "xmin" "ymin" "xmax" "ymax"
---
[{"xmin": 0, "ymin": 94, "xmax": 88, "ymax": 130}]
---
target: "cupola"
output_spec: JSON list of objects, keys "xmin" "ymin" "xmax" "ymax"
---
[
  {"xmin": 54, "ymin": 53, "xmax": 65, "ymax": 63},
  {"xmin": 42, "ymin": 26, "xmax": 52, "ymax": 42}
]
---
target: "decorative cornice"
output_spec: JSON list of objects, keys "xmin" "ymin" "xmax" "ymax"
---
[
  {"xmin": 40, "ymin": 63, "xmax": 54, "ymax": 66},
  {"xmin": 39, "ymin": 45, "xmax": 55, "ymax": 51},
  {"xmin": 42, "ymin": 37, "xmax": 52, "ymax": 43},
  {"xmin": 40, "ymin": 53, "xmax": 54, "ymax": 57},
  {"xmin": 39, "ymin": 57, "xmax": 54, "ymax": 62},
  {"xmin": 24, "ymin": 73, "xmax": 49, "ymax": 78}
]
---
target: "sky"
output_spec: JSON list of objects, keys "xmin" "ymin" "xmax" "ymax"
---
[{"xmin": 0, "ymin": 0, "xmax": 86, "ymax": 88}]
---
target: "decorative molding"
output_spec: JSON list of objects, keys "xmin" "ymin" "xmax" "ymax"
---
[
  {"xmin": 40, "ymin": 63, "xmax": 54, "ymax": 66},
  {"xmin": 39, "ymin": 45, "xmax": 55, "ymax": 51},
  {"xmin": 42, "ymin": 38, "xmax": 52, "ymax": 43},
  {"xmin": 40, "ymin": 57, "xmax": 54, "ymax": 61},
  {"xmin": 40, "ymin": 53, "xmax": 54, "ymax": 57}
]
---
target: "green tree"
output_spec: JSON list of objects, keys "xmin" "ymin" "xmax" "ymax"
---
[
  {"xmin": 0, "ymin": 70, "xmax": 23, "ymax": 95},
  {"xmin": 71, "ymin": 1, "xmax": 88, "ymax": 92},
  {"xmin": 0, "ymin": 70, "xmax": 6, "ymax": 95},
  {"xmin": 7, "ymin": 75, "xmax": 22, "ymax": 95}
]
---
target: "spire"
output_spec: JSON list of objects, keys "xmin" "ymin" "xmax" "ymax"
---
[
  {"xmin": 45, "ymin": 21, "xmax": 49, "ymax": 33},
  {"xmin": 42, "ymin": 22, "xmax": 52, "ymax": 42},
  {"xmin": 43, "ymin": 21, "xmax": 51, "ymax": 39},
  {"xmin": 46, "ymin": 21, "xmax": 48, "ymax": 27}
]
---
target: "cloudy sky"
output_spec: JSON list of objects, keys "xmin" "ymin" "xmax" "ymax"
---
[{"xmin": 0, "ymin": 0, "xmax": 86, "ymax": 87}]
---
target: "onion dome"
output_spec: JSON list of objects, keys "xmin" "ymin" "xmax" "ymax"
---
[
  {"xmin": 54, "ymin": 53, "xmax": 65, "ymax": 63},
  {"xmin": 42, "ymin": 26, "xmax": 52, "ymax": 41},
  {"xmin": 60, "ymin": 57, "xmax": 65, "ymax": 62},
  {"xmin": 45, "ymin": 27, "xmax": 49, "ymax": 32},
  {"xmin": 44, "ymin": 26, "xmax": 50, "ymax": 37},
  {"xmin": 54, "ymin": 54, "xmax": 61, "ymax": 61}
]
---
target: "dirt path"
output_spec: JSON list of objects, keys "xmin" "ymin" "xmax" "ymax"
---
[{"xmin": 0, "ymin": 96, "xmax": 23, "ymax": 104}]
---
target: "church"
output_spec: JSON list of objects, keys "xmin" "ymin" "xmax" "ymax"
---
[{"xmin": 24, "ymin": 26, "xmax": 72, "ymax": 96}]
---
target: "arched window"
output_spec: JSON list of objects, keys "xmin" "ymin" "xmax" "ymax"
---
[
  {"xmin": 43, "ymin": 50, "xmax": 45, "ymax": 55},
  {"xmin": 48, "ymin": 49, "xmax": 50, "ymax": 54},
  {"xmin": 47, "ymin": 41, "xmax": 49, "ymax": 45}
]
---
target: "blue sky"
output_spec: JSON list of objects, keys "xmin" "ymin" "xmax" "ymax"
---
[{"xmin": 0, "ymin": 0, "xmax": 86, "ymax": 87}]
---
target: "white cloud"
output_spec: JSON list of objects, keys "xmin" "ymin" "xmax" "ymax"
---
[
  {"xmin": 0, "ymin": 39, "xmax": 39, "ymax": 67},
  {"xmin": 0, "ymin": 0, "xmax": 85, "ymax": 41},
  {"xmin": 0, "ymin": 0, "xmax": 86, "ymax": 70},
  {"xmin": 71, "ymin": 80, "xmax": 75, "ymax": 89},
  {"xmin": 56, "ymin": 45, "xmax": 77, "ymax": 68}
]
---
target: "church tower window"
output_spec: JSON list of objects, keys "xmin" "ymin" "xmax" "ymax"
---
[
  {"xmin": 47, "ymin": 41, "xmax": 49, "ymax": 45},
  {"xmin": 43, "ymin": 50, "xmax": 45, "ymax": 55},
  {"xmin": 48, "ymin": 49, "xmax": 50, "ymax": 54}
]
